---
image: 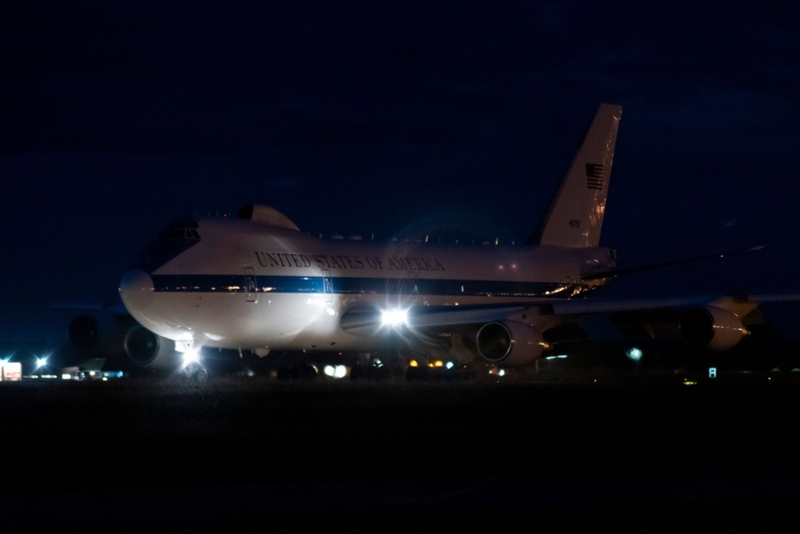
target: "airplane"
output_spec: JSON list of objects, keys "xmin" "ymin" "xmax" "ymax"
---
[{"xmin": 116, "ymin": 103, "xmax": 794, "ymax": 379}]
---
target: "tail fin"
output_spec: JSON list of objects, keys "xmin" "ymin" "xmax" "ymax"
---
[{"xmin": 528, "ymin": 103, "xmax": 622, "ymax": 248}]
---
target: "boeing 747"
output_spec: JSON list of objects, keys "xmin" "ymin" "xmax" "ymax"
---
[{"xmin": 116, "ymin": 104, "xmax": 787, "ymax": 377}]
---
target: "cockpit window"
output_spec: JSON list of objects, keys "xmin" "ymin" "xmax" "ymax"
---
[{"xmin": 156, "ymin": 217, "xmax": 201, "ymax": 241}]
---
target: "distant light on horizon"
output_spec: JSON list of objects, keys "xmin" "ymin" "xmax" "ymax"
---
[{"xmin": 626, "ymin": 347, "xmax": 643, "ymax": 361}]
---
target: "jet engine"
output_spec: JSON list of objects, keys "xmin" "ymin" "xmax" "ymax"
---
[
  {"xmin": 67, "ymin": 313, "xmax": 181, "ymax": 371},
  {"xmin": 68, "ymin": 313, "xmax": 130, "ymax": 356},
  {"xmin": 679, "ymin": 305, "xmax": 748, "ymax": 351},
  {"xmin": 123, "ymin": 325, "xmax": 180, "ymax": 370},
  {"xmin": 475, "ymin": 321, "xmax": 548, "ymax": 367}
]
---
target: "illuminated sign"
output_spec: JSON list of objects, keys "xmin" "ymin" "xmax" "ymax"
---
[{"xmin": 1, "ymin": 362, "xmax": 22, "ymax": 381}]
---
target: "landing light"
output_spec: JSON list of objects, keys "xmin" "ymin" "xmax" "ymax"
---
[
  {"xmin": 36, "ymin": 357, "xmax": 48, "ymax": 368},
  {"xmin": 182, "ymin": 348, "xmax": 201, "ymax": 366},
  {"xmin": 381, "ymin": 308, "xmax": 409, "ymax": 328},
  {"xmin": 323, "ymin": 365, "xmax": 348, "ymax": 378},
  {"xmin": 445, "ymin": 361, "xmax": 454, "ymax": 370},
  {"xmin": 0, "ymin": 358, "xmax": 8, "ymax": 367}
]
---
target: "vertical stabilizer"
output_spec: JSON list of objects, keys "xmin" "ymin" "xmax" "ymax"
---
[{"xmin": 528, "ymin": 104, "xmax": 622, "ymax": 248}]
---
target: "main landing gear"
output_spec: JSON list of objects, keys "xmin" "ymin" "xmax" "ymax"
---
[{"xmin": 277, "ymin": 364, "xmax": 318, "ymax": 381}]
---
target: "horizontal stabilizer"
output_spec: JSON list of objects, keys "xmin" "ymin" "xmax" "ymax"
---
[{"xmin": 581, "ymin": 246, "xmax": 765, "ymax": 281}]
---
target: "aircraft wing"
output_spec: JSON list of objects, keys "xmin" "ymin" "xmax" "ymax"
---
[
  {"xmin": 544, "ymin": 294, "xmax": 800, "ymax": 316},
  {"xmin": 341, "ymin": 293, "xmax": 800, "ymax": 336},
  {"xmin": 341, "ymin": 302, "xmax": 532, "ymax": 335}
]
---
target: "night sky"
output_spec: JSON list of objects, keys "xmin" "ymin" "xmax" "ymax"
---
[{"xmin": 3, "ymin": 2, "xmax": 800, "ymax": 341}]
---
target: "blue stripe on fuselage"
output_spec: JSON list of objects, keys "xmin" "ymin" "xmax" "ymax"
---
[{"xmin": 151, "ymin": 274, "xmax": 591, "ymax": 298}]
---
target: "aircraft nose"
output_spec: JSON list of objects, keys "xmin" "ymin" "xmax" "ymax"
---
[{"xmin": 119, "ymin": 269, "xmax": 155, "ymax": 312}]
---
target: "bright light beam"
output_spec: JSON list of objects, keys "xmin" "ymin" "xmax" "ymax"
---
[
  {"xmin": 181, "ymin": 347, "xmax": 201, "ymax": 367},
  {"xmin": 381, "ymin": 308, "xmax": 409, "ymax": 328}
]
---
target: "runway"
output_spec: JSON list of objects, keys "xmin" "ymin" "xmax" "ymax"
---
[{"xmin": 2, "ymin": 373, "xmax": 800, "ymax": 529}]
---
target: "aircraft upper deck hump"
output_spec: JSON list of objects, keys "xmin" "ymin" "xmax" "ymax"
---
[{"xmin": 528, "ymin": 103, "xmax": 622, "ymax": 248}]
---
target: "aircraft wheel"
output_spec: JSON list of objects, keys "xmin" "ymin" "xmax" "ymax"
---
[
  {"xmin": 350, "ymin": 365, "xmax": 392, "ymax": 381},
  {"xmin": 277, "ymin": 366, "xmax": 292, "ymax": 380},
  {"xmin": 192, "ymin": 367, "xmax": 209, "ymax": 387},
  {"xmin": 277, "ymin": 364, "xmax": 317, "ymax": 380},
  {"xmin": 350, "ymin": 366, "xmax": 365, "ymax": 381},
  {"xmin": 296, "ymin": 364, "xmax": 317, "ymax": 380}
]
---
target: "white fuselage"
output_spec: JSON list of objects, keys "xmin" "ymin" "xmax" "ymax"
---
[{"xmin": 120, "ymin": 219, "xmax": 615, "ymax": 352}]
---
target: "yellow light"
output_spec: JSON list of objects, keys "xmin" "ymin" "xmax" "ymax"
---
[
  {"xmin": 434, "ymin": 360, "xmax": 443, "ymax": 367},
  {"xmin": 409, "ymin": 360, "xmax": 418, "ymax": 368}
]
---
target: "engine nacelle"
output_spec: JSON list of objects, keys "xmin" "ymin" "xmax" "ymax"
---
[
  {"xmin": 68, "ymin": 313, "xmax": 139, "ymax": 359},
  {"xmin": 679, "ymin": 306, "xmax": 747, "ymax": 351},
  {"xmin": 475, "ymin": 321, "xmax": 547, "ymax": 367},
  {"xmin": 67, "ymin": 313, "xmax": 181, "ymax": 371},
  {"xmin": 68, "ymin": 314, "xmax": 103, "ymax": 351},
  {"xmin": 123, "ymin": 326, "xmax": 180, "ymax": 370}
]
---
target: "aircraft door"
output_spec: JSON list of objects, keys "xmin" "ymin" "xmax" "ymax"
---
[
  {"xmin": 408, "ymin": 271, "xmax": 419, "ymax": 295},
  {"xmin": 321, "ymin": 269, "xmax": 333, "ymax": 304},
  {"xmin": 244, "ymin": 267, "xmax": 257, "ymax": 303},
  {"xmin": 407, "ymin": 271, "xmax": 420, "ymax": 305}
]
